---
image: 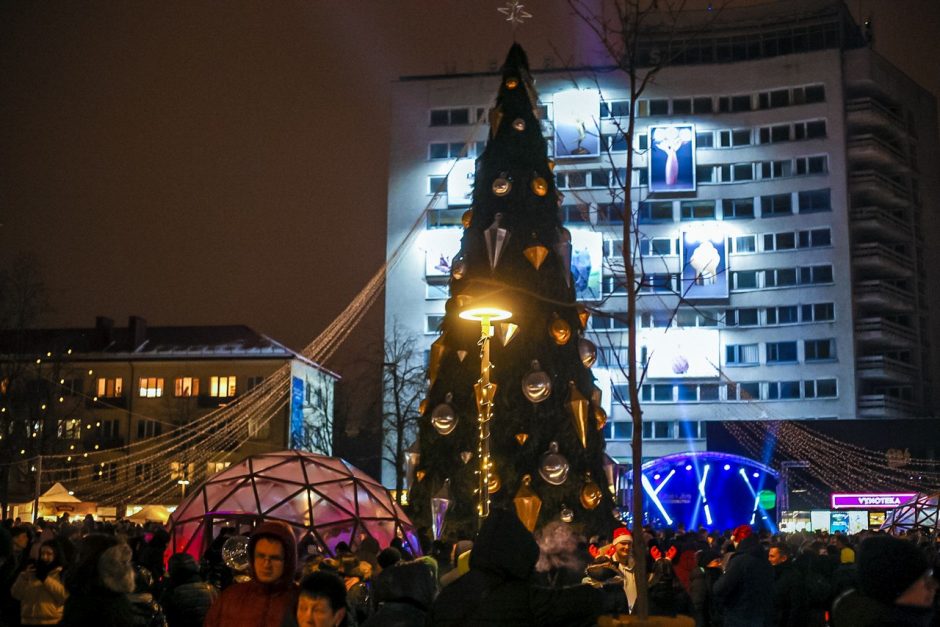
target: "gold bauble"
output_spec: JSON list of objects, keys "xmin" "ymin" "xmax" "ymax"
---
[
  {"xmin": 523, "ymin": 243, "xmax": 549, "ymax": 270},
  {"xmin": 515, "ymin": 433, "xmax": 529, "ymax": 446},
  {"xmin": 594, "ymin": 405, "xmax": 608, "ymax": 431},
  {"xmin": 492, "ymin": 177, "xmax": 512, "ymax": 196},
  {"xmin": 461, "ymin": 209, "xmax": 473, "ymax": 228},
  {"xmin": 488, "ymin": 472, "xmax": 501, "ymax": 493},
  {"xmin": 416, "ymin": 470, "xmax": 426, "ymax": 482},
  {"xmin": 505, "ymin": 77, "xmax": 519, "ymax": 90},
  {"xmin": 580, "ymin": 473, "xmax": 603, "ymax": 510},
  {"xmin": 550, "ymin": 317, "xmax": 572, "ymax": 345},
  {"xmin": 530, "ymin": 177, "xmax": 548, "ymax": 197},
  {"xmin": 512, "ymin": 118, "xmax": 526, "ymax": 131}
]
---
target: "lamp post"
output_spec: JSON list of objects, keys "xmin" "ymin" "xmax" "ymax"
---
[{"xmin": 458, "ymin": 305, "xmax": 512, "ymax": 525}]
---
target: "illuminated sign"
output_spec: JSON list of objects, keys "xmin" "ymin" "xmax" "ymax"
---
[
  {"xmin": 682, "ymin": 226, "xmax": 728, "ymax": 300},
  {"xmin": 830, "ymin": 493, "xmax": 916, "ymax": 509},
  {"xmin": 290, "ymin": 360, "xmax": 335, "ymax": 455},
  {"xmin": 640, "ymin": 328, "xmax": 720, "ymax": 379},
  {"xmin": 649, "ymin": 124, "xmax": 696, "ymax": 193},
  {"xmin": 420, "ymin": 229, "xmax": 463, "ymax": 277},
  {"xmin": 446, "ymin": 159, "xmax": 476, "ymax": 207},
  {"xmin": 553, "ymin": 90, "xmax": 600, "ymax": 159},
  {"xmin": 570, "ymin": 229, "xmax": 603, "ymax": 300}
]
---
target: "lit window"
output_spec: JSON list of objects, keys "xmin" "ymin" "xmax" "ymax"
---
[
  {"xmin": 207, "ymin": 461, "xmax": 230, "ymax": 475},
  {"xmin": 96, "ymin": 378, "xmax": 123, "ymax": 398},
  {"xmin": 138, "ymin": 377, "xmax": 164, "ymax": 398},
  {"xmin": 174, "ymin": 377, "xmax": 199, "ymax": 397},
  {"xmin": 57, "ymin": 419, "xmax": 81, "ymax": 440},
  {"xmin": 210, "ymin": 376, "xmax": 237, "ymax": 398}
]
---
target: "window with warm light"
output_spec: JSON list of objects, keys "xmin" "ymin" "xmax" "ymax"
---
[
  {"xmin": 57, "ymin": 418, "xmax": 81, "ymax": 440},
  {"xmin": 170, "ymin": 461, "xmax": 195, "ymax": 481},
  {"xmin": 138, "ymin": 377, "xmax": 164, "ymax": 398},
  {"xmin": 210, "ymin": 376, "xmax": 237, "ymax": 398},
  {"xmin": 174, "ymin": 377, "xmax": 199, "ymax": 397},
  {"xmin": 206, "ymin": 461, "xmax": 230, "ymax": 475},
  {"xmin": 96, "ymin": 377, "xmax": 123, "ymax": 398}
]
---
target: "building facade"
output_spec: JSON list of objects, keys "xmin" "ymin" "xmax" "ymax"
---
[
  {"xmin": 0, "ymin": 316, "xmax": 338, "ymax": 514},
  {"xmin": 384, "ymin": 1, "xmax": 939, "ymax": 478}
]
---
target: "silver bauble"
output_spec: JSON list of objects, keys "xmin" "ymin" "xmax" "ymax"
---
[
  {"xmin": 560, "ymin": 505, "xmax": 574, "ymax": 523},
  {"xmin": 222, "ymin": 535, "xmax": 251, "ymax": 572},
  {"xmin": 539, "ymin": 441, "xmax": 570, "ymax": 486},
  {"xmin": 521, "ymin": 360, "xmax": 552, "ymax": 404},
  {"xmin": 492, "ymin": 177, "xmax": 511, "ymax": 196},
  {"xmin": 431, "ymin": 393, "xmax": 457, "ymax": 435},
  {"xmin": 578, "ymin": 337, "xmax": 598, "ymax": 368},
  {"xmin": 512, "ymin": 118, "xmax": 526, "ymax": 131}
]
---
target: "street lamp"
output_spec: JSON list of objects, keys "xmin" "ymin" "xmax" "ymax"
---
[{"xmin": 459, "ymin": 305, "xmax": 512, "ymax": 524}]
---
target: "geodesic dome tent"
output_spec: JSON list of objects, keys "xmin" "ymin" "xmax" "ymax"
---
[
  {"xmin": 881, "ymin": 492, "xmax": 940, "ymax": 535},
  {"xmin": 166, "ymin": 451, "xmax": 419, "ymax": 561}
]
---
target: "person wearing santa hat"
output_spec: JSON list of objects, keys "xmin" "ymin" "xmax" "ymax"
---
[
  {"xmin": 610, "ymin": 528, "xmax": 638, "ymax": 613},
  {"xmin": 713, "ymin": 525, "xmax": 774, "ymax": 627}
]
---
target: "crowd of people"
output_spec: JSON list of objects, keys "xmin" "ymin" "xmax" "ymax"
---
[{"xmin": 0, "ymin": 509, "xmax": 938, "ymax": 626}]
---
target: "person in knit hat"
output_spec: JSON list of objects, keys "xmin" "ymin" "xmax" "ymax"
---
[
  {"xmin": 831, "ymin": 534, "xmax": 937, "ymax": 627},
  {"xmin": 204, "ymin": 521, "xmax": 299, "ymax": 627}
]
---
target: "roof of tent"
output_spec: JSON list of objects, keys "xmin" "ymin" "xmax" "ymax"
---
[
  {"xmin": 128, "ymin": 504, "xmax": 172, "ymax": 523},
  {"xmin": 881, "ymin": 492, "xmax": 940, "ymax": 534},
  {"xmin": 39, "ymin": 482, "xmax": 81, "ymax": 503},
  {"xmin": 166, "ymin": 450, "xmax": 418, "ymax": 561}
]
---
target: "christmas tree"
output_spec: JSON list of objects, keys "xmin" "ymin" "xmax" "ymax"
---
[{"xmin": 409, "ymin": 44, "xmax": 615, "ymax": 538}]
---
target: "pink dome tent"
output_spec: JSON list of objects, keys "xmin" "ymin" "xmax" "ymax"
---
[{"xmin": 166, "ymin": 451, "xmax": 419, "ymax": 561}]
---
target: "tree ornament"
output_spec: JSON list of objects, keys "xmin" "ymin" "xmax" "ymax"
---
[
  {"xmin": 456, "ymin": 350, "xmax": 468, "ymax": 362},
  {"xmin": 513, "ymin": 475, "xmax": 541, "ymax": 532},
  {"xmin": 539, "ymin": 441, "xmax": 569, "ymax": 485},
  {"xmin": 555, "ymin": 227, "xmax": 573, "ymax": 287},
  {"xmin": 484, "ymin": 213, "xmax": 511, "ymax": 269},
  {"xmin": 567, "ymin": 382, "xmax": 589, "ymax": 448},
  {"xmin": 505, "ymin": 77, "xmax": 519, "ymax": 90},
  {"xmin": 594, "ymin": 405, "xmax": 608, "ymax": 431},
  {"xmin": 560, "ymin": 504, "xmax": 574, "ymax": 523},
  {"xmin": 530, "ymin": 177, "xmax": 548, "ymax": 197},
  {"xmin": 577, "ymin": 304, "xmax": 590, "ymax": 329},
  {"xmin": 488, "ymin": 471, "xmax": 501, "ymax": 494},
  {"xmin": 578, "ymin": 337, "xmax": 597, "ymax": 367},
  {"xmin": 603, "ymin": 456, "xmax": 618, "ymax": 495},
  {"xmin": 512, "ymin": 118, "xmax": 526, "ymax": 131},
  {"xmin": 547, "ymin": 159, "xmax": 555, "ymax": 171},
  {"xmin": 461, "ymin": 209, "xmax": 473, "ymax": 228},
  {"xmin": 496, "ymin": 322, "xmax": 519, "ymax": 346},
  {"xmin": 428, "ymin": 334, "xmax": 447, "ymax": 388},
  {"xmin": 431, "ymin": 393, "xmax": 458, "ymax": 435},
  {"xmin": 451, "ymin": 255, "xmax": 466, "ymax": 281},
  {"xmin": 416, "ymin": 470, "xmax": 426, "ymax": 482},
  {"xmin": 405, "ymin": 441, "xmax": 420, "ymax": 490},
  {"xmin": 523, "ymin": 241, "xmax": 549, "ymax": 270},
  {"xmin": 492, "ymin": 177, "xmax": 511, "ymax": 197},
  {"xmin": 431, "ymin": 479, "xmax": 452, "ymax": 539},
  {"xmin": 580, "ymin": 473, "xmax": 603, "ymax": 510},
  {"xmin": 474, "ymin": 381, "xmax": 498, "ymax": 416},
  {"xmin": 461, "ymin": 451, "xmax": 472, "ymax": 464},
  {"xmin": 550, "ymin": 317, "xmax": 572, "ymax": 345},
  {"xmin": 515, "ymin": 432, "xmax": 529, "ymax": 446},
  {"xmin": 419, "ymin": 398, "xmax": 428, "ymax": 415},
  {"xmin": 521, "ymin": 360, "xmax": 552, "ymax": 403}
]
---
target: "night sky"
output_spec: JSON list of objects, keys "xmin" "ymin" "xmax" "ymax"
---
[{"xmin": 2, "ymin": 1, "xmax": 938, "ymax": 377}]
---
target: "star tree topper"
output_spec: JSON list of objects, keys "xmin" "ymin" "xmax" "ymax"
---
[{"xmin": 498, "ymin": 2, "xmax": 532, "ymax": 27}]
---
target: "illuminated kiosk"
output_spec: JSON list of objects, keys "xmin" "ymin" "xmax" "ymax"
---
[
  {"xmin": 880, "ymin": 492, "xmax": 940, "ymax": 535},
  {"xmin": 640, "ymin": 452, "xmax": 778, "ymax": 531},
  {"xmin": 166, "ymin": 451, "xmax": 419, "ymax": 561}
]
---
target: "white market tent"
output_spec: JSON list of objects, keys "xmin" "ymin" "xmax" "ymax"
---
[
  {"xmin": 128, "ymin": 504, "xmax": 172, "ymax": 524},
  {"xmin": 39, "ymin": 482, "xmax": 81, "ymax": 503},
  {"xmin": 166, "ymin": 450, "xmax": 419, "ymax": 561},
  {"xmin": 881, "ymin": 492, "xmax": 940, "ymax": 534}
]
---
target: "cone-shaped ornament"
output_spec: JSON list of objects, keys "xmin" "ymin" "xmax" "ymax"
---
[
  {"xmin": 523, "ymin": 243, "xmax": 549, "ymax": 270},
  {"xmin": 515, "ymin": 433, "xmax": 529, "ymax": 446},
  {"xmin": 495, "ymin": 322, "xmax": 519, "ymax": 346},
  {"xmin": 555, "ymin": 227, "xmax": 573, "ymax": 287},
  {"xmin": 431, "ymin": 479, "xmax": 452, "ymax": 540},
  {"xmin": 460, "ymin": 451, "xmax": 472, "ymax": 464},
  {"xmin": 577, "ymin": 304, "xmax": 590, "ymax": 330},
  {"xmin": 603, "ymin": 455, "xmax": 618, "ymax": 495},
  {"xmin": 416, "ymin": 470, "xmax": 426, "ymax": 482},
  {"xmin": 484, "ymin": 213, "xmax": 510, "ymax": 270},
  {"xmin": 567, "ymin": 381, "xmax": 590, "ymax": 448},
  {"xmin": 456, "ymin": 350, "xmax": 468, "ymax": 362},
  {"xmin": 513, "ymin": 475, "xmax": 541, "ymax": 532},
  {"xmin": 404, "ymin": 441, "xmax": 420, "ymax": 490},
  {"xmin": 428, "ymin": 334, "xmax": 446, "ymax": 388}
]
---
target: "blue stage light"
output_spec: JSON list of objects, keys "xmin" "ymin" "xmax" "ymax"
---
[
  {"xmin": 685, "ymin": 464, "xmax": 692, "ymax": 471},
  {"xmin": 723, "ymin": 464, "xmax": 730, "ymax": 470}
]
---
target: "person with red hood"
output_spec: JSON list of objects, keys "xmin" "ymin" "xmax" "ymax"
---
[
  {"xmin": 204, "ymin": 521, "xmax": 298, "ymax": 627},
  {"xmin": 713, "ymin": 524, "xmax": 774, "ymax": 627}
]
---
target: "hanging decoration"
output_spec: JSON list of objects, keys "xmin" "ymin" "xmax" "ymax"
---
[
  {"xmin": 512, "ymin": 118, "xmax": 526, "ymax": 131},
  {"xmin": 513, "ymin": 475, "xmax": 542, "ymax": 532},
  {"xmin": 431, "ymin": 393, "xmax": 458, "ymax": 435},
  {"xmin": 427, "ymin": 334, "xmax": 447, "ymax": 388},
  {"xmin": 523, "ymin": 240, "xmax": 549, "ymax": 269},
  {"xmin": 578, "ymin": 337, "xmax": 597, "ymax": 367},
  {"xmin": 484, "ymin": 213, "xmax": 511, "ymax": 269},
  {"xmin": 456, "ymin": 350, "xmax": 468, "ymax": 362},
  {"xmin": 431, "ymin": 479, "xmax": 452, "ymax": 540},
  {"xmin": 560, "ymin": 504, "xmax": 574, "ymax": 523},
  {"xmin": 505, "ymin": 77, "xmax": 519, "ymax": 90},
  {"xmin": 580, "ymin": 473, "xmax": 603, "ymax": 510},
  {"xmin": 530, "ymin": 177, "xmax": 548, "ymax": 197},
  {"xmin": 496, "ymin": 322, "xmax": 519, "ymax": 346},
  {"xmin": 550, "ymin": 317, "xmax": 572, "ymax": 345},
  {"xmin": 451, "ymin": 255, "xmax": 467, "ymax": 281},
  {"xmin": 418, "ymin": 399, "xmax": 428, "ymax": 415},
  {"xmin": 603, "ymin": 456, "xmax": 618, "ymax": 495},
  {"xmin": 404, "ymin": 442, "xmax": 420, "ymax": 491},
  {"xmin": 492, "ymin": 177, "xmax": 511, "ymax": 197},
  {"xmin": 488, "ymin": 471, "xmax": 502, "ymax": 494},
  {"xmin": 460, "ymin": 451, "xmax": 473, "ymax": 464},
  {"xmin": 461, "ymin": 209, "xmax": 473, "ymax": 228},
  {"xmin": 594, "ymin": 405, "xmax": 608, "ymax": 431},
  {"xmin": 567, "ymin": 382, "xmax": 590, "ymax": 448},
  {"xmin": 515, "ymin": 432, "xmax": 529, "ymax": 446},
  {"xmin": 577, "ymin": 304, "xmax": 590, "ymax": 330},
  {"xmin": 539, "ymin": 441, "xmax": 569, "ymax": 486},
  {"xmin": 489, "ymin": 107, "xmax": 504, "ymax": 139},
  {"xmin": 416, "ymin": 470, "xmax": 426, "ymax": 482},
  {"xmin": 521, "ymin": 360, "xmax": 552, "ymax": 403}
]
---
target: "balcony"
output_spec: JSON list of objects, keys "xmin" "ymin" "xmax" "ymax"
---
[
  {"xmin": 846, "ymin": 98, "xmax": 906, "ymax": 140},
  {"xmin": 851, "ymin": 206, "xmax": 911, "ymax": 243},
  {"xmin": 856, "ymin": 355, "xmax": 917, "ymax": 382},
  {"xmin": 846, "ymin": 134, "xmax": 909, "ymax": 174},
  {"xmin": 852, "ymin": 243, "xmax": 913, "ymax": 278},
  {"xmin": 854, "ymin": 280, "xmax": 914, "ymax": 312},
  {"xmin": 849, "ymin": 171, "xmax": 910, "ymax": 208},
  {"xmin": 855, "ymin": 317, "xmax": 916, "ymax": 348},
  {"xmin": 857, "ymin": 394, "xmax": 921, "ymax": 419}
]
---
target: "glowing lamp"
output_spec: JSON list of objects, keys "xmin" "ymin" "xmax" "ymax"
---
[
  {"xmin": 685, "ymin": 464, "xmax": 693, "ymax": 471},
  {"xmin": 723, "ymin": 464, "xmax": 731, "ymax": 471},
  {"xmin": 458, "ymin": 307, "xmax": 513, "ymax": 323}
]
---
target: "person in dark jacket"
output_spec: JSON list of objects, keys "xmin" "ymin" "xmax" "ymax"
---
[
  {"xmin": 159, "ymin": 553, "xmax": 218, "ymax": 627},
  {"xmin": 768, "ymin": 543, "xmax": 808, "ymax": 627},
  {"xmin": 647, "ymin": 553, "xmax": 693, "ymax": 619},
  {"xmin": 831, "ymin": 534, "xmax": 937, "ymax": 627},
  {"xmin": 361, "ymin": 560, "xmax": 435, "ymax": 627},
  {"xmin": 427, "ymin": 507, "xmax": 625, "ymax": 626},
  {"xmin": 689, "ymin": 548, "xmax": 723, "ymax": 627},
  {"xmin": 713, "ymin": 525, "xmax": 774, "ymax": 627},
  {"xmin": 61, "ymin": 534, "xmax": 153, "ymax": 627},
  {"xmin": 136, "ymin": 528, "xmax": 170, "ymax": 583}
]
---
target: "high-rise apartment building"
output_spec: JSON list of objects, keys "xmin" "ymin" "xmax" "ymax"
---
[{"xmin": 384, "ymin": 1, "xmax": 939, "ymax": 479}]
